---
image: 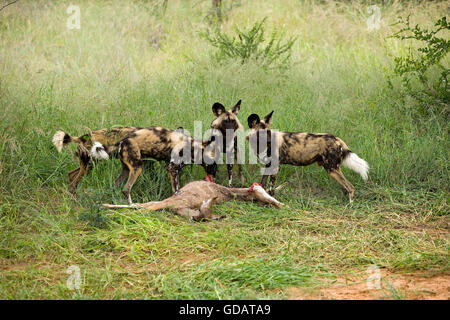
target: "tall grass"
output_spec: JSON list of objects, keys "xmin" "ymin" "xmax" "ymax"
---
[{"xmin": 0, "ymin": 0, "xmax": 448, "ymax": 299}]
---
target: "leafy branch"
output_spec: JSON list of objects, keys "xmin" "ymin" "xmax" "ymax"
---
[
  {"xmin": 201, "ymin": 17, "xmax": 297, "ymax": 68},
  {"xmin": 388, "ymin": 15, "xmax": 449, "ymax": 116}
]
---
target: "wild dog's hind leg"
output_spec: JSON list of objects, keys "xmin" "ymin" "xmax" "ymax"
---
[
  {"xmin": 328, "ymin": 168, "xmax": 355, "ymax": 203},
  {"xmin": 119, "ymin": 141, "xmax": 143, "ymax": 204},
  {"xmin": 115, "ymin": 162, "xmax": 130, "ymax": 186},
  {"xmin": 68, "ymin": 168, "xmax": 80, "ymax": 183},
  {"xmin": 68, "ymin": 149, "xmax": 92, "ymax": 194}
]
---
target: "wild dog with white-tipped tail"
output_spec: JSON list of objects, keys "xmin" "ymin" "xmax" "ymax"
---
[
  {"xmin": 247, "ymin": 111, "xmax": 369, "ymax": 202},
  {"xmin": 52, "ymin": 127, "xmax": 140, "ymax": 193}
]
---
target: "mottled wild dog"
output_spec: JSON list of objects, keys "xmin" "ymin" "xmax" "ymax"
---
[
  {"xmin": 210, "ymin": 100, "xmax": 244, "ymax": 187},
  {"xmin": 113, "ymin": 126, "xmax": 219, "ymax": 204},
  {"xmin": 103, "ymin": 180, "xmax": 283, "ymax": 221},
  {"xmin": 52, "ymin": 127, "xmax": 139, "ymax": 193},
  {"xmin": 247, "ymin": 111, "xmax": 369, "ymax": 202}
]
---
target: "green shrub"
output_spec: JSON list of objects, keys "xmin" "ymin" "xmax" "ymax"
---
[
  {"xmin": 201, "ymin": 18, "xmax": 297, "ymax": 68},
  {"xmin": 389, "ymin": 16, "xmax": 449, "ymax": 118}
]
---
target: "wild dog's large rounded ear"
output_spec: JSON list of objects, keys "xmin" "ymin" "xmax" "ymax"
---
[
  {"xmin": 247, "ymin": 114, "xmax": 260, "ymax": 128},
  {"xmin": 263, "ymin": 110, "xmax": 274, "ymax": 124},
  {"xmin": 231, "ymin": 99, "xmax": 241, "ymax": 114},
  {"xmin": 212, "ymin": 103, "xmax": 226, "ymax": 117}
]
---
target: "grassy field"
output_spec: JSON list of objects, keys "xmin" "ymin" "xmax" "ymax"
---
[{"xmin": 0, "ymin": 0, "xmax": 448, "ymax": 299}]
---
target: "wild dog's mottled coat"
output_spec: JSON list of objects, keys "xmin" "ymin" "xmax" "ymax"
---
[
  {"xmin": 247, "ymin": 112, "xmax": 369, "ymax": 202},
  {"xmin": 210, "ymin": 100, "xmax": 245, "ymax": 187},
  {"xmin": 52, "ymin": 127, "xmax": 140, "ymax": 193},
  {"xmin": 114, "ymin": 126, "xmax": 218, "ymax": 204}
]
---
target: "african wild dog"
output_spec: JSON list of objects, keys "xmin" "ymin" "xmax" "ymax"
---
[
  {"xmin": 52, "ymin": 127, "xmax": 140, "ymax": 193},
  {"xmin": 111, "ymin": 126, "xmax": 219, "ymax": 204},
  {"xmin": 246, "ymin": 111, "xmax": 369, "ymax": 202},
  {"xmin": 210, "ymin": 100, "xmax": 245, "ymax": 187}
]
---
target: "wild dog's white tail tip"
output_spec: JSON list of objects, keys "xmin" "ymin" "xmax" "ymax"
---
[
  {"xmin": 90, "ymin": 142, "xmax": 109, "ymax": 160},
  {"xmin": 343, "ymin": 152, "xmax": 369, "ymax": 181},
  {"xmin": 52, "ymin": 131, "xmax": 66, "ymax": 153}
]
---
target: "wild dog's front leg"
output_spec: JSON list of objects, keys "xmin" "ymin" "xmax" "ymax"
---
[
  {"xmin": 260, "ymin": 163, "xmax": 273, "ymax": 188},
  {"xmin": 226, "ymin": 139, "xmax": 235, "ymax": 187},
  {"xmin": 268, "ymin": 167, "xmax": 280, "ymax": 196},
  {"xmin": 234, "ymin": 137, "xmax": 245, "ymax": 183},
  {"xmin": 167, "ymin": 162, "xmax": 182, "ymax": 194},
  {"xmin": 234, "ymin": 137, "xmax": 245, "ymax": 184},
  {"xmin": 226, "ymin": 164, "xmax": 233, "ymax": 187},
  {"xmin": 260, "ymin": 174, "xmax": 269, "ymax": 188},
  {"xmin": 260, "ymin": 163, "xmax": 279, "ymax": 195}
]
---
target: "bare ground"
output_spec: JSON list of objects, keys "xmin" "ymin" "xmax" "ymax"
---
[{"xmin": 288, "ymin": 269, "xmax": 450, "ymax": 300}]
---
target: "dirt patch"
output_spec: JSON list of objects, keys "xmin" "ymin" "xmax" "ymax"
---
[
  {"xmin": 288, "ymin": 269, "xmax": 450, "ymax": 300},
  {"xmin": 0, "ymin": 258, "xmax": 53, "ymax": 271}
]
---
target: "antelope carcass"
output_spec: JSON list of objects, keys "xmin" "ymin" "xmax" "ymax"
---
[{"xmin": 103, "ymin": 180, "xmax": 283, "ymax": 221}]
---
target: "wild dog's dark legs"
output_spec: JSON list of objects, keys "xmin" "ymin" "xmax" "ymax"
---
[
  {"xmin": 235, "ymin": 137, "xmax": 245, "ymax": 183},
  {"xmin": 122, "ymin": 164, "xmax": 142, "ymax": 205},
  {"xmin": 68, "ymin": 167, "xmax": 83, "ymax": 193},
  {"xmin": 226, "ymin": 137, "xmax": 245, "ymax": 187},
  {"xmin": 68, "ymin": 164, "xmax": 92, "ymax": 193},
  {"xmin": 260, "ymin": 162, "xmax": 272, "ymax": 187},
  {"xmin": 268, "ymin": 169, "xmax": 279, "ymax": 196},
  {"xmin": 227, "ymin": 164, "xmax": 233, "ymax": 187},
  {"xmin": 68, "ymin": 149, "xmax": 92, "ymax": 193},
  {"xmin": 328, "ymin": 168, "xmax": 355, "ymax": 203},
  {"xmin": 115, "ymin": 162, "xmax": 130, "ymax": 186},
  {"xmin": 260, "ymin": 174, "xmax": 269, "ymax": 188},
  {"xmin": 237, "ymin": 164, "xmax": 245, "ymax": 183},
  {"xmin": 68, "ymin": 168, "xmax": 80, "ymax": 183},
  {"xmin": 226, "ymin": 139, "xmax": 234, "ymax": 187},
  {"xmin": 119, "ymin": 140, "xmax": 143, "ymax": 204},
  {"xmin": 168, "ymin": 162, "xmax": 182, "ymax": 194},
  {"xmin": 261, "ymin": 163, "xmax": 279, "ymax": 195}
]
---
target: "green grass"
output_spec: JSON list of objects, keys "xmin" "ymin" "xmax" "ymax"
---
[{"xmin": 0, "ymin": 0, "xmax": 448, "ymax": 299}]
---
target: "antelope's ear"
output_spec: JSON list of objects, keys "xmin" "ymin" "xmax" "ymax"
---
[
  {"xmin": 231, "ymin": 99, "xmax": 241, "ymax": 114},
  {"xmin": 263, "ymin": 110, "xmax": 274, "ymax": 124},
  {"xmin": 247, "ymin": 114, "xmax": 260, "ymax": 129},
  {"xmin": 212, "ymin": 102, "xmax": 226, "ymax": 117}
]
